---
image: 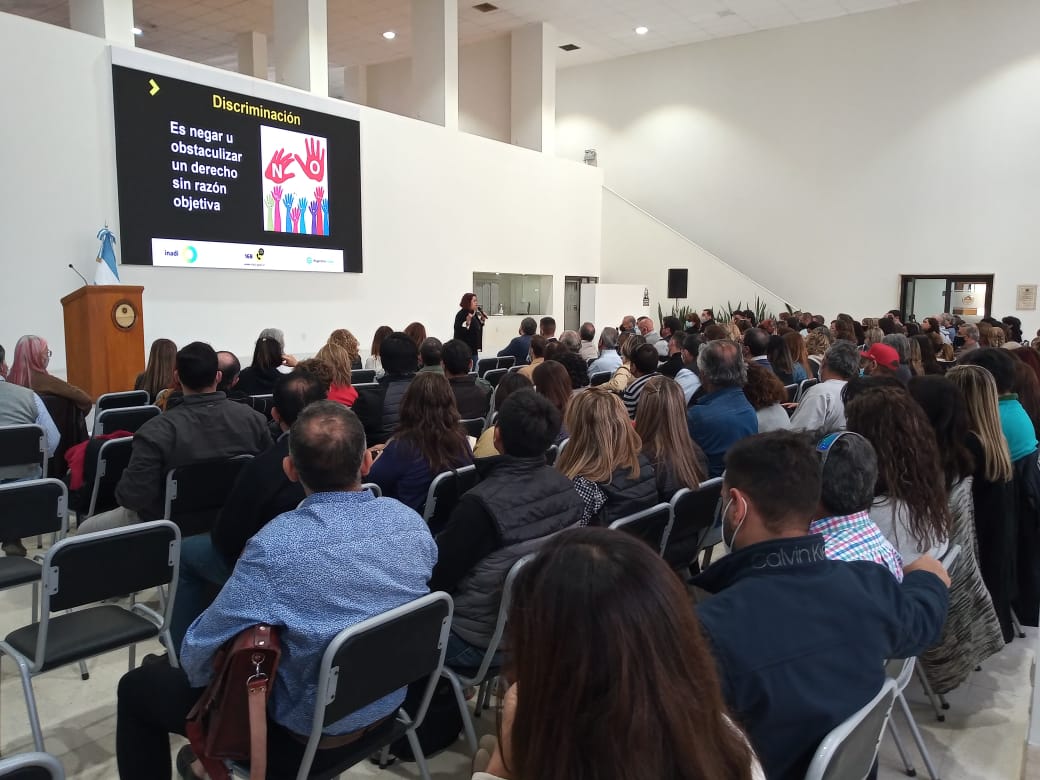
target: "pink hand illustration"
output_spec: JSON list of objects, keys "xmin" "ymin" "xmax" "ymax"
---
[
  {"xmin": 294, "ymin": 137, "xmax": 326, "ymax": 182},
  {"xmin": 290, "ymin": 206, "xmax": 301, "ymax": 233},
  {"xmin": 264, "ymin": 149, "xmax": 296, "ymax": 183},
  {"xmin": 271, "ymin": 186, "xmax": 284, "ymax": 232},
  {"xmin": 314, "ymin": 187, "xmax": 325, "ymax": 234}
]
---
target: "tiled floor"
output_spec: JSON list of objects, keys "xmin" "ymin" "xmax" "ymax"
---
[{"xmin": 0, "ymin": 560, "xmax": 1034, "ymax": 779}]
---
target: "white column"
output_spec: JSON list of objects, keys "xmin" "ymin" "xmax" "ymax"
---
[
  {"xmin": 69, "ymin": 0, "xmax": 135, "ymax": 46},
  {"xmin": 273, "ymin": 0, "xmax": 329, "ymax": 96},
  {"xmin": 411, "ymin": 0, "xmax": 458, "ymax": 129},
  {"xmin": 237, "ymin": 31, "xmax": 268, "ymax": 80},
  {"xmin": 510, "ymin": 23, "xmax": 556, "ymax": 154},
  {"xmin": 341, "ymin": 64, "xmax": 368, "ymax": 105}
]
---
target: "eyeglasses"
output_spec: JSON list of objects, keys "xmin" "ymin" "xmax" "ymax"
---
[{"xmin": 46, "ymin": 349, "xmax": 52, "ymax": 358}]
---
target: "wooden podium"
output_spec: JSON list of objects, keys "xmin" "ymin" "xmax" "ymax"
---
[{"xmin": 60, "ymin": 285, "xmax": 145, "ymax": 399}]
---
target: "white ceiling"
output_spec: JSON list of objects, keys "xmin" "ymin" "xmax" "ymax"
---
[{"xmin": 1, "ymin": 0, "xmax": 921, "ymax": 70}]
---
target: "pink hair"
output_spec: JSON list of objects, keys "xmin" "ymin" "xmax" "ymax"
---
[{"xmin": 7, "ymin": 335, "xmax": 50, "ymax": 388}]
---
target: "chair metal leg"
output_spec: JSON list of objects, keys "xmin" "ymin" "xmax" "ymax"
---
[
  {"xmin": 442, "ymin": 670, "xmax": 478, "ymax": 754},
  {"xmin": 473, "ymin": 680, "xmax": 490, "ymax": 717},
  {"xmin": 897, "ymin": 692, "xmax": 940, "ymax": 780},
  {"xmin": 9, "ymin": 655, "xmax": 45, "ymax": 751},
  {"xmin": 1012, "ymin": 609, "xmax": 1027, "ymax": 639},
  {"xmin": 376, "ymin": 745, "xmax": 392, "ymax": 769},
  {"xmin": 78, "ymin": 660, "xmax": 89, "ymax": 681},
  {"xmin": 30, "ymin": 583, "xmax": 38, "ymax": 625},
  {"xmin": 128, "ymin": 644, "xmax": 136, "ymax": 671},
  {"xmin": 914, "ymin": 664, "xmax": 945, "ymax": 722},
  {"xmin": 164, "ymin": 631, "xmax": 181, "ymax": 669},
  {"xmin": 701, "ymin": 546, "xmax": 715, "ymax": 568},
  {"xmin": 405, "ymin": 728, "xmax": 432, "ymax": 780},
  {"xmin": 886, "ymin": 718, "xmax": 917, "ymax": 776},
  {"xmin": 481, "ymin": 677, "xmax": 496, "ymax": 712}
]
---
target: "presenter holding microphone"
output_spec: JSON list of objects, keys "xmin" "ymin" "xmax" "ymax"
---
[{"xmin": 454, "ymin": 292, "xmax": 486, "ymax": 368}]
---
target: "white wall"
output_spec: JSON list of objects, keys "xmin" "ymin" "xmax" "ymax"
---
[
  {"xmin": 0, "ymin": 13, "xmax": 601, "ymax": 374},
  {"xmin": 367, "ymin": 35, "xmax": 511, "ymax": 143},
  {"xmin": 557, "ymin": 0, "xmax": 1040, "ymax": 333}
]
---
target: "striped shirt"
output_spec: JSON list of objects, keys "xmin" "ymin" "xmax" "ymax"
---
[
  {"xmin": 809, "ymin": 510, "xmax": 903, "ymax": 581},
  {"xmin": 620, "ymin": 372, "xmax": 659, "ymax": 420}
]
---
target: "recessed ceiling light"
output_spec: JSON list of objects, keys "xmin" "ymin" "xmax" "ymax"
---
[
  {"xmin": 132, "ymin": 26, "xmax": 143, "ymax": 35},
  {"xmin": 473, "ymin": 2, "xmax": 499, "ymax": 12},
  {"xmin": 382, "ymin": 30, "xmax": 396, "ymax": 40},
  {"xmin": 559, "ymin": 43, "xmax": 581, "ymax": 51},
  {"xmin": 635, "ymin": 26, "xmax": 649, "ymax": 35}
]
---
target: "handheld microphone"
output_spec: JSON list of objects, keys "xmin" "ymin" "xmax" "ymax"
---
[{"xmin": 68, "ymin": 264, "xmax": 90, "ymax": 287}]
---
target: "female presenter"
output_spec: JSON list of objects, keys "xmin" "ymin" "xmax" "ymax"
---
[{"xmin": 454, "ymin": 292, "xmax": 487, "ymax": 367}]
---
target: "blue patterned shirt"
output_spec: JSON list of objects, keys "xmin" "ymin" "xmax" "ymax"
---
[{"xmin": 181, "ymin": 490, "xmax": 437, "ymax": 735}]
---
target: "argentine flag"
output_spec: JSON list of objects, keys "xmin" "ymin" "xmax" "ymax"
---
[{"xmin": 94, "ymin": 227, "xmax": 121, "ymax": 285}]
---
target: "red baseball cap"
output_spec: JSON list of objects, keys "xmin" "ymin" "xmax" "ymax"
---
[{"xmin": 860, "ymin": 343, "xmax": 900, "ymax": 370}]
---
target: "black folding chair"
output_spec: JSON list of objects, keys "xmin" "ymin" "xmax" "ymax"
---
[
  {"xmin": 92, "ymin": 405, "xmax": 160, "ymax": 436},
  {"xmin": 476, "ymin": 358, "xmax": 498, "ymax": 378},
  {"xmin": 422, "ymin": 465, "xmax": 479, "ymax": 535},
  {"xmin": 83, "ymin": 437, "xmax": 134, "ymax": 519},
  {"xmin": 0, "ymin": 520, "xmax": 180, "ymax": 752},
  {"xmin": 460, "ymin": 418, "xmax": 485, "ymax": 438},
  {"xmin": 0, "ymin": 751, "xmax": 65, "ymax": 778},
  {"xmin": 544, "ymin": 445, "xmax": 558, "ymax": 466},
  {"xmin": 96, "ymin": 390, "xmax": 149, "ymax": 412},
  {"xmin": 785, "ymin": 383, "xmax": 799, "ymax": 403},
  {"xmin": 229, "ymin": 592, "xmax": 453, "ymax": 780},
  {"xmin": 797, "ymin": 377, "xmax": 819, "ymax": 402},
  {"xmin": 351, "ymin": 369, "xmax": 376, "ymax": 384},
  {"xmin": 0, "ymin": 479, "xmax": 69, "ymax": 623},
  {"xmin": 0, "ymin": 425, "xmax": 46, "ymax": 482},
  {"xmin": 589, "ymin": 371, "xmax": 612, "ymax": 387},
  {"xmin": 609, "ymin": 503, "xmax": 673, "ymax": 553},
  {"xmin": 163, "ymin": 456, "xmax": 253, "ymax": 536},
  {"xmin": 484, "ymin": 368, "xmax": 509, "ymax": 389},
  {"xmin": 249, "ymin": 395, "xmax": 275, "ymax": 420},
  {"xmin": 663, "ymin": 478, "xmax": 723, "ymax": 573},
  {"xmin": 496, "ymin": 356, "xmax": 516, "ymax": 370}
]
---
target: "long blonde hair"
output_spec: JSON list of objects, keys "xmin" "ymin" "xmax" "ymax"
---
[
  {"xmin": 557, "ymin": 387, "xmax": 642, "ymax": 483},
  {"xmin": 634, "ymin": 377, "xmax": 705, "ymax": 490},
  {"xmin": 946, "ymin": 365, "xmax": 1013, "ymax": 482},
  {"xmin": 314, "ymin": 341, "xmax": 353, "ymax": 386}
]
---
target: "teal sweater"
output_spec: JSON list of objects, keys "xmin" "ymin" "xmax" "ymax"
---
[{"xmin": 999, "ymin": 395, "xmax": 1038, "ymax": 461}]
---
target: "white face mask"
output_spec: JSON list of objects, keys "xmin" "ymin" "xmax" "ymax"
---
[{"xmin": 721, "ymin": 495, "xmax": 748, "ymax": 552}]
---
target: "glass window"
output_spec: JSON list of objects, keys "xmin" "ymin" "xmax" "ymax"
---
[{"xmin": 472, "ymin": 273, "xmax": 553, "ymax": 316}]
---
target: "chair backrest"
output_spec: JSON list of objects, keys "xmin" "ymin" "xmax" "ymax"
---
[
  {"xmin": 0, "ymin": 751, "xmax": 66, "ymax": 779},
  {"xmin": 352, "ymin": 382, "xmax": 380, "ymax": 393},
  {"xmin": 97, "ymin": 390, "xmax": 150, "ymax": 412},
  {"xmin": 249, "ymin": 395, "xmax": 275, "ymax": 420},
  {"xmin": 484, "ymin": 368, "xmax": 509, "ymax": 389},
  {"xmin": 544, "ymin": 445, "xmax": 558, "ymax": 466},
  {"xmin": 785, "ymin": 383, "xmax": 799, "ymax": 403},
  {"xmin": 609, "ymin": 503, "xmax": 673, "ymax": 553},
  {"xmin": 361, "ymin": 482, "xmax": 382, "ymax": 498},
  {"xmin": 87, "ymin": 437, "xmax": 135, "ymax": 517},
  {"xmin": 662, "ymin": 478, "xmax": 723, "ymax": 570},
  {"xmin": 496, "ymin": 356, "xmax": 516, "ymax": 370},
  {"xmin": 460, "ymin": 418, "xmax": 485, "ymax": 438},
  {"xmin": 295, "ymin": 593, "xmax": 453, "ymax": 778},
  {"xmin": 557, "ymin": 437, "xmax": 569, "ymax": 457},
  {"xmin": 93, "ymin": 405, "xmax": 160, "ymax": 436},
  {"xmin": 804, "ymin": 678, "xmax": 898, "ymax": 780},
  {"xmin": 351, "ymin": 369, "xmax": 376, "ymax": 385},
  {"xmin": 0, "ymin": 424, "xmax": 46, "ymax": 479},
  {"xmin": 590, "ymin": 371, "xmax": 612, "ymax": 387},
  {"xmin": 797, "ymin": 378, "xmax": 819, "ymax": 402},
  {"xmin": 38, "ymin": 395, "xmax": 88, "ymax": 479},
  {"xmin": 0, "ymin": 479, "xmax": 68, "ymax": 541},
  {"xmin": 939, "ymin": 543, "xmax": 961, "ymax": 574},
  {"xmin": 163, "ymin": 456, "xmax": 253, "ymax": 535},
  {"xmin": 42, "ymin": 519, "xmax": 180, "ymax": 615},
  {"xmin": 476, "ymin": 358, "xmax": 498, "ymax": 378},
  {"xmin": 422, "ymin": 465, "xmax": 479, "ymax": 535}
]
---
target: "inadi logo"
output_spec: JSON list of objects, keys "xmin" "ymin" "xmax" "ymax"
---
[{"xmin": 182, "ymin": 246, "xmax": 198, "ymax": 263}]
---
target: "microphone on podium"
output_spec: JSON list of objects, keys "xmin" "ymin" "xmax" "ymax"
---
[{"xmin": 68, "ymin": 264, "xmax": 90, "ymax": 287}]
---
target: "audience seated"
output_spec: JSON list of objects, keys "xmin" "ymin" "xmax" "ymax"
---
[
  {"xmin": 473, "ymin": 372, "xmax": 533, "ymax": 458},
  {"xmin": 586, "ymin": 327, "xmax": 621, "ymax": 375},
  {"xmin": 742, "ymin": 328, "xmax": 772, "ymax": 372},
  {"xmin": 351, "ymin": 332, "xmax": 418, "ymax": 445},
  {"xmin": 405, "ymin": 321, "xmax": 428, "ymax": 351},
  {"xmin": 236, "ymin": 333, "xmax": 291, "ymax": 395},
  {"xmin": 538, "ymin": 316, "xmax": 557, "ymax": 342},
  {"xmin": 557, "ymin": 330, "xmax": 582, "ymax": 354},
  {"xmin": 532, "ymin": 360, "xmax": 573, "ymax": 445},
  {"xmin": 364, "ymin": 325, "xmax": 394, "ymax": 377},
  {"xmin": 215, "ymin": 350, "xmax": 246, "ymax": 401},
  {"xmin": 784, "ymin": 330, "xmax": 813, "ymax": 383},
  {"xmin": 674, "ymin": 333, "xmax": 704, "ymax": 403},
  {"xmin": 845, "ymin": 385, "xmax": 951, "ymax": 564},
  {"xmin": 810, "ymin": 431, "xmax": 902, "ymax": 579},
  {"xmin": 314, "ymin": 340, "xmax": 357, "ymax": 406},
  {"xmin": 556, "ymin": 387, "xmax": 657, "ymax": 525},
  {"xmin": 367, "ymin": 372, "xmax": 473, "ymax": 512},
  {"xmin": 326, "ymin": 328, "xmax": 363, "ymax": 370},
  {"xmin": 8, "ymin": 334, "xmax": 93, "ymax": 412},
  {"xmin": 883, "ymin": 333, "xmax": 915, "ymax": 384},
  {"xmin": 0, "ymin": 342, "xmax": 60, "ymax": 464},
  {"xmin": 805, "ymin": 327, "xmax": 834, "ymax": 379},
  {"xmin": 693, "ymin": 431, "xmax": 950, "ymax": 780},
  {"xmin": 497, "ymin": 317, "xmax": 537, "ymax": 366},
  {"xmin": 790, "ymin": 341, "xmax": 858, "ymax": 431},
  {"xmin": 135, "ymin": 338, "xmax": 177, "ymax": 402},
  {"xmin": 77, "ymin": 342, "xmax": 272, "ymax": 534},
  {"xmin": 166, "ymin": 369, "xmax": 327, "ymax": 653},
  {"xmin": 431, "ymin": 390, "xmax": 582, "ymax": 671},
  {"xmin": 517, "ymin": 334, "xmax": 547, "ymax": 381},
  {"xmin": 767, "ymin": 334, "xmax": 807, "ymax": 385},
  {"xmin": 442, "ymin": 339, "xmax": 492, "ymax": 419},
  {"xmin": 578, "ymin": 321, "xmax": 599, "ymax": 362},
  {"xmin": 860, "ymin": 341, "xmax": 903, "ymax": 383},
  {"xmin": 633, "ymin": 376, "xmax": 707, "ymax": 501},
  {"xmin": 620, "ymin": 343, "xmax": 662, "ymax": 419},
  {"xmin": 636, "ymin": 315, "xmax": 660, "ymax": 348},
  {"xmin": 602, "ymin": 332, "xmax": 645, "ymax": 393},
  {"xmin": 618, "ymin": 314, "xmax": 636, "ymax": 334},
  {"xmin": 116, "ymin": 401, "xmax": 437, "ymax": 779},
  {"xmin": 657, "ymin": 331, "xmax": 686, "ymax": 378},
  {"xmin": 655, "ymin": 316, "xmax": 682, "ymax": 358},
  {"xmin": 687, "ymin": 339, "xmax": 758, "ymax": 478},
  {"xmin": 742, "ymin": 363, "xmax": 791, "ymax": 433},
  {"xmin": 551, "ymin": 350, "xmax": 590, "ymax": 390},
  {"xmin": 417, "ymin": 336, "xmax": 444, "ymax": 374},
  {"xmin": 475, "ymin": 528, "xmax": 763, "ymax": 780}
]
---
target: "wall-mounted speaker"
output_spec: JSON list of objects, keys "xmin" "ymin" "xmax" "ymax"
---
[{"xmin": 667, "ymin": 268, "xmax": 688, "ymax": 299}]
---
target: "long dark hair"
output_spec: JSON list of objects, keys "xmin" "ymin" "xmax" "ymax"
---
[
  {"xmin": 846, "ymin": 386, "xmax": 951, "ymax": 551},
  {"xmin": 250, "ymin": 336, "xmax": 283, "ymax": 372},
  {"xmin": 533, "ymin": 360, "xmax": 572, "ymax": 418},
  {"xmin": 505, "ymin": 528, "xmax": 754, "ymax": 780},
  {"xmin": 370, "ymin": 325, "xmax": 393, "ymax": 358},
  {"xmin": 139, "ymin": 338, "xmax": 177, "ymax": 399},
  {"xmin": 766, "ymin": 335, "xmax": 794, "ymax": 374},
  {"xmin": 907, "ymin": 376, "xmax": 975, "ymax": 488},
  {"xmin": 1011, "ymin": 359, "xmax": 1040, "ymax": 439},
  {"xmin": 395, "ymin": 373, "xmax": 471, "ymax": 473},
  {"xmin": 912, "ymin": 335, "xmax": 943, "ymax": 375},
  {"xmin": 635, "ymin": 376, "xmax": 706, "ymax": 491}
]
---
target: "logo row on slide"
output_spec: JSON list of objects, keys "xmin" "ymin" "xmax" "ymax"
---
[{"xmin": 151, "ymin": 238, "xmax": 344, "ymax": 272}]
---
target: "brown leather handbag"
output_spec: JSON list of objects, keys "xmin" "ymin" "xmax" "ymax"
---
[{"xmin": 185, "ymin": 624, "xmax": 282, "ymax": 780}]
